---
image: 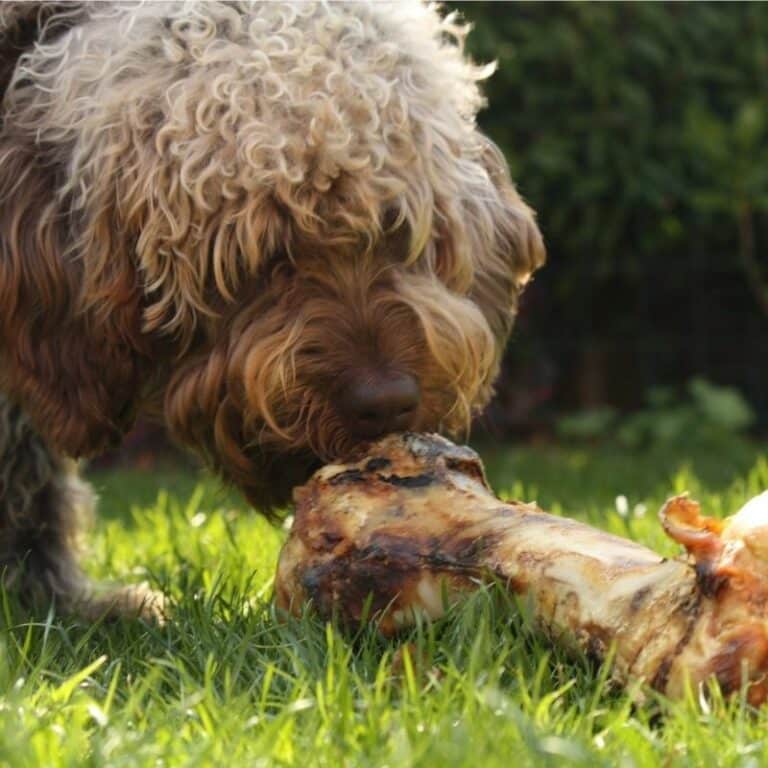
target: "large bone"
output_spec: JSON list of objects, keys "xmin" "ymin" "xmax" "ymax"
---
[{"xmin": 275, "ymin": 433, "xmax": 768, "ymax": 704}]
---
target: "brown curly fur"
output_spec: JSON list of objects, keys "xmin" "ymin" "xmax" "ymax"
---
[{"xmin": 0, "ymin": 1, "xmax": 544, "ymax": 614}]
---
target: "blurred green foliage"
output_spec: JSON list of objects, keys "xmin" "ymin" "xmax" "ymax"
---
[
  {"xmin": 447, "ymin": 3, "xmax": 768, "ymax": 423},
  {"xmin": 457, "ymin": 2, "xmax": 768, "ymax": 312},
  {"xmin": 557, "ymin": 377, "xmax": 755, "ymax": 449}
]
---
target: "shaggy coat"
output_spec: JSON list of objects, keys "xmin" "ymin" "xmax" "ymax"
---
[{"xmin": 0, "ymin": 1, "xmax": 544, "ymax": 615}]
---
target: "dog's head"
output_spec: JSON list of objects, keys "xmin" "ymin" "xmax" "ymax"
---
[{"xmin": 0, "ymin": 2, "xmax": 544, "ymax": 508}]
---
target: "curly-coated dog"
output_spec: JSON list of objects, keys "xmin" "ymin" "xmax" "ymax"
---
[{"xmin": 0, "ymin": 2, "xmax": 545, "ymax": 618}]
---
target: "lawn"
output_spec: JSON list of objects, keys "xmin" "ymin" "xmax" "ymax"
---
[{"xmin": 2, "ymin": 440, "xmax": 768, "ymax": 767}]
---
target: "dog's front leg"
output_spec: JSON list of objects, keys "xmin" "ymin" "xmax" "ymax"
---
[{"xmin": 0, "ymin": 392, "xmax": 164, "ymax": 621}]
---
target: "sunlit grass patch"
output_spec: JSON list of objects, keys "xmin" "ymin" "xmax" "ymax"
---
[{"xmin": 2, "ymin": 444, "xmax": 768, "ymax": 767}]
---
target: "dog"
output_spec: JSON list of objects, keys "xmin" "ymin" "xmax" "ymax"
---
[{"xmin": 0, "ymin": 1, "xmax": 545, "ymax": 618}]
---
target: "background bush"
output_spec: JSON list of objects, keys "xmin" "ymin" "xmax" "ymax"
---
[
  {"xmin": 455, "ymin": 3, "xmax": 768, "ymax": 431},
  {"xmin": 556, "ymin": 377, "xmax": 755, "ymax": 449}
]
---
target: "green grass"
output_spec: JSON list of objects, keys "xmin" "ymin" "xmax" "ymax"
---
[{"xmin": 3, "ymin": 441, "xmax": 768, "ymax": 767}]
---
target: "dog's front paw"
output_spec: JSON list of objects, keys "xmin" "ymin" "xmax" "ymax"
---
[{"xmin": 77, "ymin": 582, "xmax": 168, "ymax": 624}]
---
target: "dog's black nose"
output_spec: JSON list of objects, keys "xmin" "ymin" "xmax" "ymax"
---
[{"xmin": 342, "ymin": 371, "xmax": 420, "ymax": 439}]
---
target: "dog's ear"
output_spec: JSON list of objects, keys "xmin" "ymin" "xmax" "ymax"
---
[
  {"xmin": 0, "ymin": 132, "xmax": 147, "ymax": 457},
  {"xmin": 477, "ymin": 136, "xmax": 546, "ymax": 289},
  {"xmin": 450, "ymin": 136, "xmax": 546, "ymax": 344},
  {"xmin": 0, "ymin": 3, "xmax": 140, "ymax": 458}
]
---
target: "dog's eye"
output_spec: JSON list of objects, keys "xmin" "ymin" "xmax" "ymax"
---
[{"xmin": 302, "ymin": 345, "xmax": 323, "ymax": 357}]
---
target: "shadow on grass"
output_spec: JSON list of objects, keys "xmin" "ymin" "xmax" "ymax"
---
[{"xmin": 84, "ymin": 465, "xmax": 247, "ymax": 527}]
